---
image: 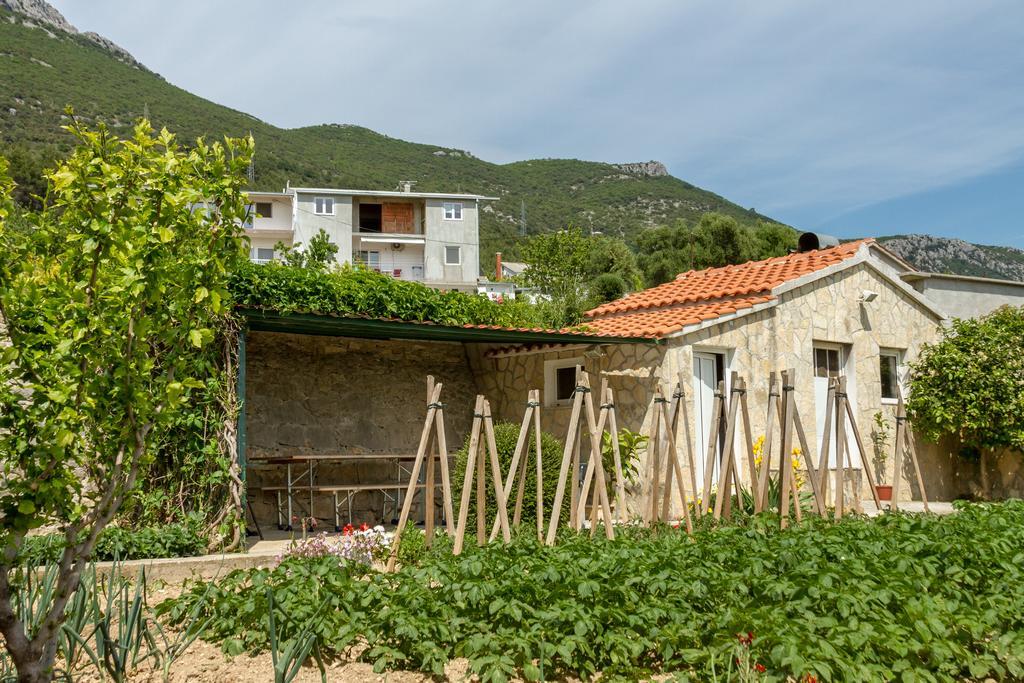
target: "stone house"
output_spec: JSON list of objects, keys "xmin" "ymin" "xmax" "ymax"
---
[
  {"xmin": 241, "ymin": 239, "xmax": 997, "ymax": 528},
  {"xmin": 470, "ymin": 239, "xmax": 953, "ymax": 511}
]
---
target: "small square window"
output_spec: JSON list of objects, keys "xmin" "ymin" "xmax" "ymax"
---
[
  {"xmin": 255, "ymin": 202, "xmax": 273, "ymax": 218},
  {"xmin": 443, "ymin": 202, "xmax": 463, "ymax": 220},
  {"xmin": 544, "ymin": 358, "xmax": 584, "ymax": 406},
  {"xmin": 444, "ymin": 245, "xmax": 461, "ymax": 265},
  {"xmin": 314, "ymin": 197, "xmax": 335, "ymax": 215},
  {"xmin": 880, "ymin": 351, "xmax": 901, "ymax": 401}
]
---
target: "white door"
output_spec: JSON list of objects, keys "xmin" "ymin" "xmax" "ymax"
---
[
  {"xmin": 692, "ymin": 352, "xmax": 721, "ymax": 486},
  {"xmin": 813, "ymin": 344, "xmax": 862, "ymax": 468}
]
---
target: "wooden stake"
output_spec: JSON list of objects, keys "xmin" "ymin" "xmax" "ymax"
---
[
  {"xmin": 834, "ymin": 377, "xmax": 848, "ymax": 519},
  {"xmin": 545, "ymin": 379, "xmax": 585, "ymax": 545},
  {"xmin": 757, "ymin": 373, "xmax": 778, "ymax": 512},
  {"xmin": 817, "ymin": 378, "xmax": 836, "ymax": 508},
  {"xmin": 902, "ymin": 410, "xmax": 930, "ymax": 513},
  {"xmin": 778, "ymin": 370, "xmax": 796, "ymax": 528},
  {"xmin": 453, "ymin": 396, "xmax": 485, "ymax": 555},
  {"xmin": 605, "ymin": 387, "xmax": 627, "ymax": 525},
  {"xmin": 482, "ymin": 400, "xmax": 512, "ymax": 543},
  {"xmin": 433, "ymin": 395, "xmax": 456, "ymax": 536},
  {"xmin": 700, "ymin": 381, "xmax": 726, "ymax": 516},
  {"xmin": 387, "ymin": 382, "xmax": 444, "ymax": 571},
  {"xmin": 533, "ymin": 389, "xmax": 545, "ymax": 540},
  {"xmin": 738, "ymin": 378, "xmax": 759, "ymax": 514},
  {"xmin": 647, "ymin": 393, "xmax": 663, "ymax": 524},
  {"xmin": 891, "ymin": 390, "xmax": 906, "ymax": 512},
  {"xmin": 713, "ymin": 375, "xmax": 742, "ymax": 521},
  {"xmin": 424, "ymin": 377, "xmax": 436, "ymax": 546},
  {"xmin": 476, "ymin": 409, "xmax": 487, "ymax": 544}
]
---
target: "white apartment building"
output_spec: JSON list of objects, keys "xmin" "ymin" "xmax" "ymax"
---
[{"xmin": 244, "ymin": 185, "xmax": 494, "ymax": 291}]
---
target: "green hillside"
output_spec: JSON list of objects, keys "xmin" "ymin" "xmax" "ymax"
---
[{"xmin": 0, "ymin": 7, "xmax": 773, "ymax": 265}]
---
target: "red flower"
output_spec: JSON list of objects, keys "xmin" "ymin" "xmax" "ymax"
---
[
  {"xmin": 803, "ymin": 676, "xmax": 818, "ymax": 683},
  {"xmin": 737, "ymin": 631, "xmax": 754, "ymax": 646},
  {"xmin": 755, "ymin": 663, "xmax": 766, "ymax": 673},
  {"xmin": 359, "ymin": 522, "xmax": 369, "ymax": 531},
  {"xmin": 342, "ymin": 523, "xmax": 355, "ymax": 536}
]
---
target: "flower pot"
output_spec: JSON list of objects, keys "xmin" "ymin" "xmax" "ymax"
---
[{"xmin": 876, "ymin": 485, "xmax": 893, "ymax": 502}]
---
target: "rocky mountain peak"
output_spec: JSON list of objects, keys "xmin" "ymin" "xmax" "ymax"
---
[
  {"xmin": 614, "ymin": 161, "xmax": 669, "ymax": 178},
  {"xmin": 0, "ymin": 0, "xmax": 148, "ymax": 71}
]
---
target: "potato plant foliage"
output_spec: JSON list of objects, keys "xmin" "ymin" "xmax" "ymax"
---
[{"xmin": 162, "ymin": 502, "xmax": 1024, "ymax": 682}]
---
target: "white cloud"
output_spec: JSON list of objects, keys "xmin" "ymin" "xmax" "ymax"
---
[{"xmin": 50, "ymin": 0, "xmax": 1024, "ymax": 228}]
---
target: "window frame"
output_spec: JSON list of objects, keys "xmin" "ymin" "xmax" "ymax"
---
[
  {"xmin": 879, "ymin": 349, "xmax": 903, "ymax": 404},
  {"xmin": 250, "ymin": 247, "xmax": 276, "ymax": 264},
  {"xmin": 443, "ymin": 245, "xmax": 462, "ymax": 266},
  {"xmin": 254, "ymin": 201, "xmax": 273, "ymax": 219},
  {"xmin": 313, "ymin": 196, "xmax": 335, "ymax": 216},
  {"xmin": 442, "ymin": 201, "xmax": 463, "ymax": 220},
  {"xmin": 544, "ymin": 357, "xmax": 584, "ymax": 407},
  {"xmin": 357, "ymin": 249, "xmax": 381, "ymax": 271}
]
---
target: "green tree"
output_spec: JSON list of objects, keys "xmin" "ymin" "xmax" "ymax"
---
[
  {"xmin": 0, "ymin": 120, "xmax": 252, "ymax": 682},
  {"xmin": 908, "ymin": 306, "xmax": 1024, "ymax": 457},
  {"xmin": 273, "ymin": 228, "xmax": 339, "ymax": 270},
  {"xmin": 587, "ymin": 236, "xmax": 642, "ymax": 291},
  {"xmin": 518, "ymin": 227, "xmax": 591, "ymax": 327},
  {"xmin": 636, "ymin": 213, "xmax": 797, "ymax": 286}
]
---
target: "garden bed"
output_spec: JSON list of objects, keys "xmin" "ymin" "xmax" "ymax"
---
[{"xmin": 158, "ymin": 501, "xmax": 1024, "ymax": 682}]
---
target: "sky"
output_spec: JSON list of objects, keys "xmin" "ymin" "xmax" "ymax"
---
[{"xmin": 50, "ymin": 0, "xmax": 1024, "ymax": 247}]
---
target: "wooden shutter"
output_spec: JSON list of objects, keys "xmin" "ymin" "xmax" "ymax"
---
[{"xmin": 382, "ymin": 203, "xmax": 414, "ymax": 233}]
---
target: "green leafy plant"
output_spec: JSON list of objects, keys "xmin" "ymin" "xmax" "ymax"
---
[
  {"xmin": 871, "ymin": 411, "xmax": 891, "ymax": 482},
  {"xmin": 273, "ymin": 228, "xmax": 339, "ymax": 270},
  {"xmin": 230, "ymin": 259, "xmax": 545, "ymax": 329}
]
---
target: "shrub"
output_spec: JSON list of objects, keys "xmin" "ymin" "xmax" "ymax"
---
[
  {"xmin": 452, "ymin": 421, "xmax": 568, "ymax": 532},
  {"xmin": 908, "ymin": 305, "xmax": 1024, "ymax": 455},
  {"xmin": 18, "ymin": 520, "xmax": 208, "ymax": 565}
]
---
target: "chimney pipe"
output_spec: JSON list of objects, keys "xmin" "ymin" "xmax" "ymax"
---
[{"xmin": 495, "ymin": 252, "xmax": 502, "ymax": 281}]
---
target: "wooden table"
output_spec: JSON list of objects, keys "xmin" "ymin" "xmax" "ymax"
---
[{"xmin": 257, "ymin": 453, "xmax": 450, "ymax": 530}]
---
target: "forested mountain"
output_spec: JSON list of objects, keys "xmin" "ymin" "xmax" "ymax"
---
[{"xmin": 2, "ymin": 0, "xmax": 1021, "ymax": 281}]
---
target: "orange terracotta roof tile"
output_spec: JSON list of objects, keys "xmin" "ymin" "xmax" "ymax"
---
[{"xmin": 584, "ymin": 241, "xmax": 870, "ymax": 338}]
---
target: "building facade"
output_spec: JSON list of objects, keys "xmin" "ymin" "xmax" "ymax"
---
[{"xmin": 243, "ymin": 186, "xmax": 494, "ymax": 291}]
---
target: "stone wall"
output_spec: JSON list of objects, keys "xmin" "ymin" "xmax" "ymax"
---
[
  {"xmin": 244, "ymin": 331, "xmax": 479, "ymax": 526},
  {"xmin": 469, "ymin": 262, "xmax": 946, "ymax": 517}
]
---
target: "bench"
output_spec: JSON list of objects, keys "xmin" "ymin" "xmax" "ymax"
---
[{"xmin": 257, "ymin": 483, "xmax": 439, "ymax": 531}]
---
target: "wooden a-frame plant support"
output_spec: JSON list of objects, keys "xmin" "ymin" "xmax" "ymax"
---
[
  {"xmin": 890, "ymin": 386, "xmax": 930, "ymax": 512},
  {"xmin": 754, "ymin": 369, "xmax": 827, "ymax": 528},
  {"xmin": 812, "ymin": 375, "xmax": 884, "ymax": 519},
  {"xmin": 545, "ymin": 369, "xmax": 618, "ymax": 545},
  {"xmin": 453, "ymin": 396, "xmax": 512, "ymax": 555},
  {"xmin": 643, "ymin": 381, "xmax": 695, "ymax": 532},
  {"xmin": 385, "ymin": 377, "xmax": 456, "ymax": 572},
  {"xmin": 488, "ymin": 389, "xmax": 546, "ymax": 542},
  {"xmin": 573, "ymin": 376, "xmax": 619, "ymax": 538}
]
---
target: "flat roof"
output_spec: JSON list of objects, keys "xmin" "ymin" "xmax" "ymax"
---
[
  {"xmin": 289, "ymin": 187, "xmax": 499, "ymax": 201},
  {"xmin": 239, "ymin": 308, "xmax": 657, "ymax": 344},
  {"xmin": 900, "ymin": 271, "xmax": 1024, "ymax": 288}
]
